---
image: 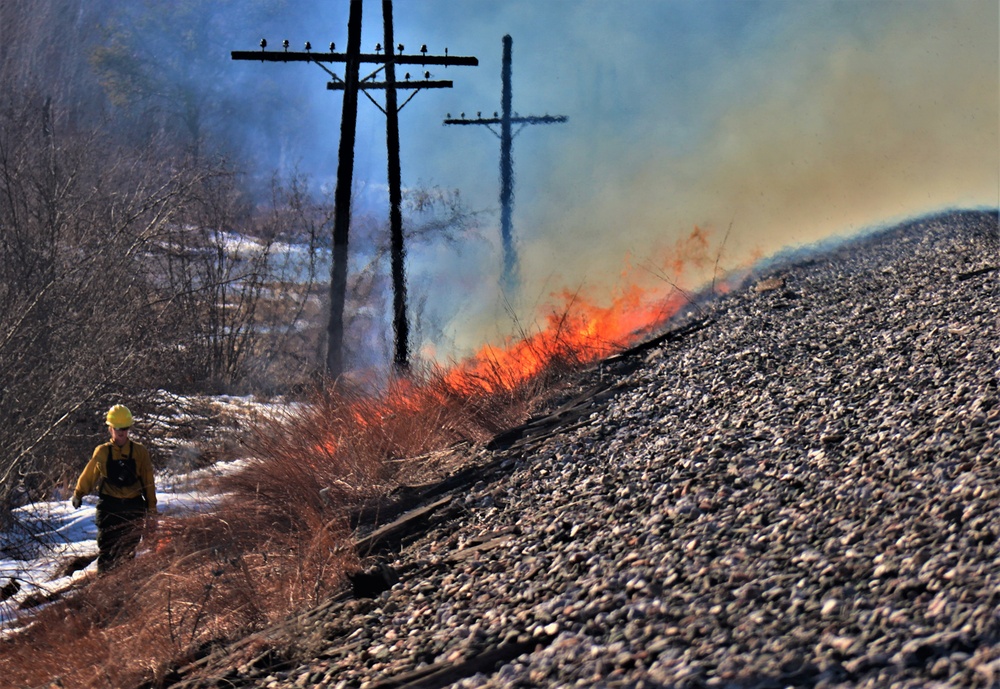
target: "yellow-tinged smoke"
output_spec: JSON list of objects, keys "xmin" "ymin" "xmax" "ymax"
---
[
  {"xmin": 437, "ymin": 1, "xmax": 997, "ymax": 361},
  {"xmin": 524, "ymin": 1, "xmax": 997, "ymax": 305}
]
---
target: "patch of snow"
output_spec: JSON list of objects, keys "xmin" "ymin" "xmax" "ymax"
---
[{"xmin": 0, "ymin": 394, "xmax": 283, "ymax": 638}]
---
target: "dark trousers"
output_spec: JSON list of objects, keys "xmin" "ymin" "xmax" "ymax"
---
[{"xmin": 96, "ymin": 495, "xmax": 147, "ymax": 573}]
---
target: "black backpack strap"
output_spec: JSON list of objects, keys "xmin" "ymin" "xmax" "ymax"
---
[{"xmin": 102, "ymin": 440, "xmax": 142, "ymax": 493}]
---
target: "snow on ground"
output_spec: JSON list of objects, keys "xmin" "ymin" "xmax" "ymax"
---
[
  {"xmin": 0, "ymin": 463, "xmax": 245, "ymax": 638},
  {"xmin": 0, "ymin": 393, "xmax": 282, "ymax": 638}
]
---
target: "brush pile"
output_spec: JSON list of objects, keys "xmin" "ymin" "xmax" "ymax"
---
[{"xmin": 181, "ymin": 210, "xmax": 999, "ymax": 689}]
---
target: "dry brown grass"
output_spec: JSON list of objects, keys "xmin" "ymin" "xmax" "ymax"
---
[
  {"xmin": 0, "ymin": 502, "xmax": 357, "ymax": 688},
  {"xmin": 0, "ymin": 350, "xmax": 577, "ymax": 688}
]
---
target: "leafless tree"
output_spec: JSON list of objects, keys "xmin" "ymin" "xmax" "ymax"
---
[{"xmin": 0, "ymin": 89, "xmax": 219, "ymax": 513}]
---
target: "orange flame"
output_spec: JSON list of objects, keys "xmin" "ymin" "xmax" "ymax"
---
[
  {"xmin": 309, "ymin": 227, "xmax": 729, "ymax": 458},
  {"xmin": 442, "ymin": 226, "xmax": 719, "ymax": 395}
]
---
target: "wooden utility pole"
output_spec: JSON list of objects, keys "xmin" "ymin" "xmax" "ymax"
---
[
  {"xmin": 381, "ymin": 0, "xmax": 407, "ymax": 374},
  {"xmin": 232, "ymin": 1, "xmax": 476, "ymax": 378},
  {"xmin": 445, "ymin": 35, "xmax": 566, "ymax": 297},
  {"xmin": 330, "ymin": 0, "xmax": 363, "ymax": 379}
]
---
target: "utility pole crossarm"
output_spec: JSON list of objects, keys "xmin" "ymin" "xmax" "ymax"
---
[
  {"xmin": 232, "ymin": 50, "xmax": 477, "ymax": 67},
  {"xmin": 444, "ymin": 114, "xmax": 567, "ymax": 125},
  {"xmin": 329, "ymin": 80, "xmax": 454, "ymax": 90}
]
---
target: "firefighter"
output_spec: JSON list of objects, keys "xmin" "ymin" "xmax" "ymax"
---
[{"xmin": 71, "ymin": 404, "xmax": 157, "ymax": 574}]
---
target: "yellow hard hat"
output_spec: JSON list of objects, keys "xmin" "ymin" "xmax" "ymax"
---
[{"xmin": 106, "ymin": 404, "xmax": 134, "ymax": 429}]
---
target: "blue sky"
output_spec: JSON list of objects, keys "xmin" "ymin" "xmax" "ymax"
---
[{"xmin": 229, "ymin": 0, "xmax": 998, "ymax": 357}]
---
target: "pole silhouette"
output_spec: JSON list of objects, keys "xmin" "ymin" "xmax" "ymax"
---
[
  {"xmin": 327, "ymin": 0, "xmax": 364, "ymax": 378},
  {"xmin": 232, "ymin": 3, "xmax": 477, "ymax": 378},
  {"xmin": 445, "ymin": 35, "xmax": 566, "ymax": 297},
  {"xmin": 382, "ymin": 0, "xmax": 408, "ymax": 374}
]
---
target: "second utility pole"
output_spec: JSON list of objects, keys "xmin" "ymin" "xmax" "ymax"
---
[
  {"xmin": 445, "ymin": 35, "xmax": 567, "ymax": 297},
  {"xmin": 382, "ymin": 0, "xmax": 407, "ymax": 374}
]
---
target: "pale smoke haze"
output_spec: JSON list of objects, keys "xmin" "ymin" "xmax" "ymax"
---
[
  {"xmin": 230, "ymin": 1, "xmax": 1000, "ymax": 361},
  {"xmin": 388, "ymin": 1, "xmax": 997, "ymax": 358},
  {"xmin": 531, "ymin": 0, "xmax": 997, "ymax": 262}
]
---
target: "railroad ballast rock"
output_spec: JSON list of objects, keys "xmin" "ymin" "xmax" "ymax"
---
[{"xmin": 186, "ymin": 209, "xmax": 999, "ymax": 689}]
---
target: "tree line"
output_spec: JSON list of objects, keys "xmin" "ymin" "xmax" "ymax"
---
[{"xmin": 0, "ymin": 1, "xmax": 476, "ymax": 516}]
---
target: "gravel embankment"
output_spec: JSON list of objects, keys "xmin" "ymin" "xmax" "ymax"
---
[{"xmin": 183, "ymin": 209, "xmax": 999, "ymax": 689}]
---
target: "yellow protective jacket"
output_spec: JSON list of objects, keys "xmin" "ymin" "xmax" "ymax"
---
[{"xmin": 73, "ymin": 440, "xmax": 157, "ymax": 514}]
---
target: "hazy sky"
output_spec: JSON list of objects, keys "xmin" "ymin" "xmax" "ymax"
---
[{"xmin": 230, "ymin": 0, "xmax": 999, "ymax": 359}]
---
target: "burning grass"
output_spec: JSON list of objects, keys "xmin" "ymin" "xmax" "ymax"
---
[
  {"xmin": 0, "ymin": 343, "xmax": 593, "ymax": 688},
  {"xmin": 0, "ymin": 233, "xmax": 719, "ymax": 687}
]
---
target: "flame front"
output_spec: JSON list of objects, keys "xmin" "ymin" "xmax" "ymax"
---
[
  {"xmin": 306, "ymin": 226, "xmax": 734, "ymax": 466},
  {"xmin": 442, "ymin": 226, "xmax": 720, "ymax": 395}
]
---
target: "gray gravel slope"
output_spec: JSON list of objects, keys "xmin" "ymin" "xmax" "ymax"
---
[{"xmin": 215, "ymin": 210, "xmax": 999, "ymax": 689}]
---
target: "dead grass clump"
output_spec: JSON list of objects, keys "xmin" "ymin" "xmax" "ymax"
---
[
  {"xmin": 0, "ymin": 504, "xmax": 357, "ymax": 688},
  {"xmin": 236, "ymin": 355, "xmax": 569, "ymax": 502},
  {"xmin": 0, "ymin": 323, "xmax": 592, "ymax": 688}
]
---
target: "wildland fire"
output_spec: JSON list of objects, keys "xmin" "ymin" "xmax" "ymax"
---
[{"xmin": 0, "ymin": 0, "xmax": 996, "ymax": 687}]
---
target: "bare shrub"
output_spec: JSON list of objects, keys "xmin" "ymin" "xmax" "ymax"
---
[
  {"xmin": 238, "ymin": 175, "xmax": 335, "ymax": 393},
  {"xmin": 0, "ymin": 92, "xmax": 219, "ymax": 514},
  {"xmin": 146, "ymin": 172, "xmax": 269, "ymax": 394}
]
